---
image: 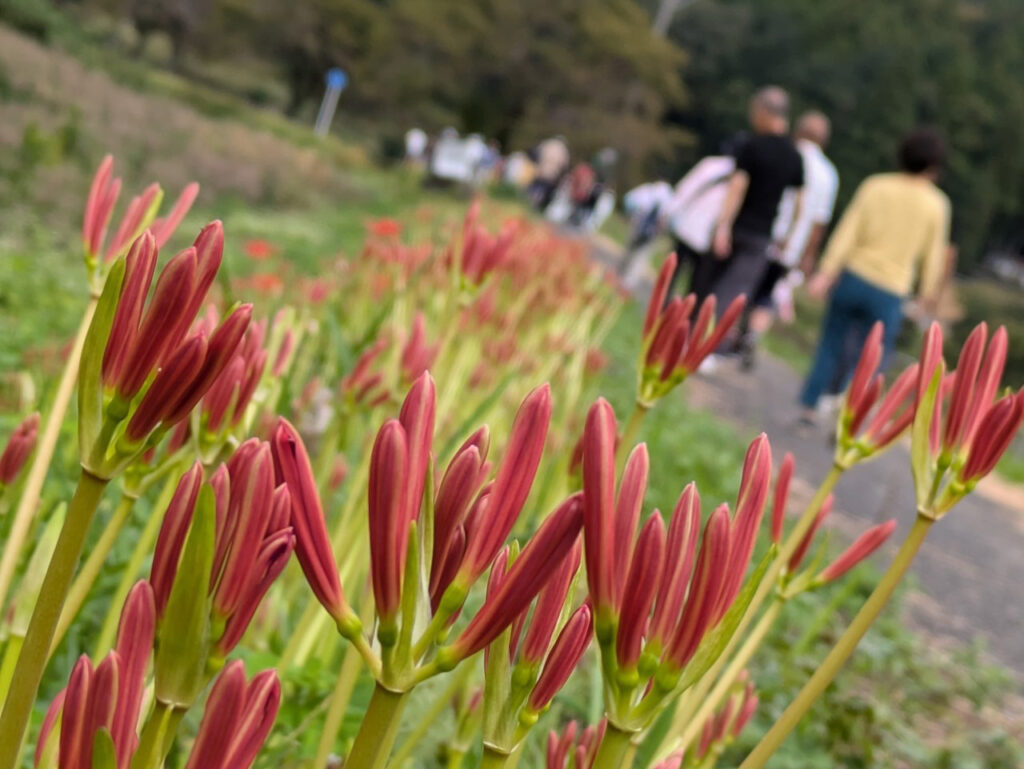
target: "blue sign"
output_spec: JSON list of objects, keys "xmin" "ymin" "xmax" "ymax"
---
[{"xmin": 326, "ymin": 68, "xmax": 348, "ymax": 91}]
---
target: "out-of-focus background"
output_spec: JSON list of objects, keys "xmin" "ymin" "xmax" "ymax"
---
[{"xmin": 2, "ymin": 1, "xmax": 1024, "ymax": 766}]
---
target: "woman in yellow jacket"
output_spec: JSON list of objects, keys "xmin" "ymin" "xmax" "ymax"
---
[{"xmin": 799, "ymin": 128, "xmax": 950, "ymax": 419}]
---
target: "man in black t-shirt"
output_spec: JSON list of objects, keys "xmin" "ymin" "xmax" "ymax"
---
[{"xmin": 705, "ymin": 86, "xmax": 804, "ymax": 319}]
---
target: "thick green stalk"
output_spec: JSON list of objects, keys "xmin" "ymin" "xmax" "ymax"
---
[
  {"xmin": 479, "ymin": 746, "xmax": 515, "ymax": 769},
  {"xmin": 314, "ymin": 640, "xmax": 366, "ymax": 769},
  {"xmin": 92, "ymin": 472, "xmax": 179, "ymax": 658},
  {"xmin": 739, "ymin": 515, "xmax": 932, "ymax": 769},
  {"xmin": 346, "ymin": 684, "xmax": 410, "ymax": 769},
  {"xmin": 130, "ymin": 700, "xmax": 185, "ymax": 769},
  {"xmin": 592, "ymin": 724, "xmax": 638, "ymax": 769},
  {"xmin": 51, "ymin": 494, "xmax": 136, "ymax": 655},
  {"xmin": 0, "ymin": 470, "xmax": 108, "ymax": 769},
  {"xmin": 389, "ymin": 670, "xmax": 469, "ymax": 767},
  {"xmin": 0, "ymin": 299, "xmax": 96, "ymax": 612},
  {"xmin": 617, "ymin": 403, "xmax": 649, "ymax": 466}
]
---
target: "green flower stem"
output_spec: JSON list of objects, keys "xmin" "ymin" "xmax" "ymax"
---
[
  {"xmin": 479, "ymin": 746, "xmax": 515, "ymax": 769},
  {"xmin": 346, "ymin": 683, "xmax": 410, "ymax": 769},
  {"xmin": 130, "ymin": 700, "xmax": 185, "ymax": 769},
  {"xmin": 592, "ymin": 723, "xmax": 638, "ymax": 769},
  {"xmin": 278, "ymin": 601, "xmax": 326, "ymax": 670},
  {"xmin": 617, "ymin": 403, "xmax": 649, "ymax": 467},
  {"xmin": 93, "ymin": 471, "xmax": 179, "ymax": 658},
  {"xmin": 739, "ymin": 515, "xmax": 932, "ymax": 769},
  {"xmin": 314, "ymin": 639, "xmax": 365, "ymax": 769},
  {"xmin": 0, "ymin": 469, "xmax": 108, "ymax": 769},
  {"xmin": 390, "ymin": 668, "xmax": 471, "ymax": 767},
  {"xmin": 51, "ymin": 494, "xmax": 136, "ymax": 656},
  {"xmin": 669, "ymin": 598, "xmax": 784, "ymax": 759},
  {"xmin": 0, "ymin": 299, "xmax": 96, "ymax": 613}
]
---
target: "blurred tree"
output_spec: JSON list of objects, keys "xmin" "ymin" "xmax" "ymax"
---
[{"xmin": 663, "ymin": 0, "xmax": 1024, "ymax": 269}]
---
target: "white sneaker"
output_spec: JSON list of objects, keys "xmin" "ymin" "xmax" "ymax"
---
[{"xmin": 698, "ymin": 354, "xmax": 719, "ymax": 375}]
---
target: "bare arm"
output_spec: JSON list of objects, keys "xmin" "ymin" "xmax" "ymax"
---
[
  {"xmin": 778, "ymin": 188, "xmax": 804, "ymax": 254},
  {"xmin": 712, "ymin": 171, "xmax": 750, "ymax": 258},
  {"xmin": 798, "ymin": 222, "xmax": 828, "ymax": 275}
]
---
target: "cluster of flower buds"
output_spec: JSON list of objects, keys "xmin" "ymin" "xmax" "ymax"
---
[
  {"xmin": 36, "ymin": 581, "xmax": 154, "ymax": 769},
  {"xmin": 272, "ymin": 376, "xmax": 584, "ymax": 698},
  {"xmin": 0, "ymin": 412, "xmax": 39, "ymax": 490},
  {"xmin": 81, "ymin": 155, "xmax": 198, "ymax": 282},
  {"xmin": 912, "ymin": 322, "xmax": 1023, "ymax": 517},
  {"xmin": 182, "ymin": 661, "xmax": 281, "ymax": 769},
  {"xmin": 834, "ymin": 323, "xmax": 922, "ymax": 468},
  {"xmin": 150, "ymin": 442, "xmax": 294, "ymax": 706},
  {"xmin": 581, "ymin": 399, "xmax": 772, "ymax": 732},
  {"xmin": 79, "ymin": 224, "xmax": 251, "ymax": 479},
  {"xmin": 476, "ymin": 539, "xmax": 592, "ymax": 755},
  {"xmin": 459, "ymin": 201, "xmax": 516, "ymax": 286},
  {"xmin": 638, "ymin": 254, "xmax": 745, "ymax": 407},
  {"xmin": 546, "ymin": 720, "xmax": 607, "ymax": 769},
  {"xmin": 201, "ymin": 317, "xmax": 269, "ymax": 445},
  {"xmin": 401, "ymin": 312, "xmax": 439, "ymax": 384}
]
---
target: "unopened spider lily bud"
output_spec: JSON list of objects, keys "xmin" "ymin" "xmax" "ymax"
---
[
  {"xmin": 581, "ymin": 398, "xmax": 619, "ymax": 624},
  {"xmin": 787, "ymin": 494, "xmax": 832, "ymax": 574},
  {"xmin": 527, "ymin": 604, "xmax": 593, "ymax": 712},
  {"xmin": 37, "ymin": 581, "xmax": 156, "ymax": 769},
  {"xmin": 369, "ymin": 419, "xmax": 411, "ymax": 628},
  {"xmin": 398, "ymin": 372, "xmax": 436, "ymax": 522},
  {"xmin": 959, "ymin": 392, "xmax": 1023, "ymax": 483},
  {"xmin": 648, "ymin": 485, "xmax": 700, "ymax": 649},
  {"xmin": 769, "ymin": 453, "xmax": 795, "ymax": 545},
  {"xmin": 638, "ymin": 255, "xmax": 744, "ymax": 406},
  {"xmin": 818, "ymin": 519, "xmax": 897, "ymax": 584},
  {"xmin": 104, "ymin": 183, "xmax": 163, "ymax": 262},
  {"xmin": 271, "ymin": 419, "xmax": 354, "ymax": 628},
  {"xmin": 82, "ymin": 155, "xmax": 121, "ymax": 265},
  {"xmin": 546, "ymin": 720, "xmax": 605, "ymax": 769},
  {"xmin": 454, "ymin": 384, "xmax": 551, "ymax": 587},
  {"xmin": 521, "ymin": 540, "xmax": 582, "ymax": 665},
  {"xmin": 0, "ymin": 412, "xmax": 40, "ymax": 487},
  {"xmin": 150, "ymin": 182, "xmax": 200, "ymax": 248},
  {"xmin": 616, "ymin": 514, "xmax": 665, "ymax": 671},
  {"xmin": 663, "ymin": 504, "xmax": 732, "ymax": 670},
  {"xmin": 443, "ymin": 493, "xmax": 583, "ymax": 663},
  {"xmin": 184, "ymin": 661, "xmax": 281, "ymax": 769},
  {"xmin": 401, "ymin": 312, "xmax": 439, "ymax": 383},
  {"xmin": 203, "ymin": 320, "xmax": 268, "ymax": 435}
]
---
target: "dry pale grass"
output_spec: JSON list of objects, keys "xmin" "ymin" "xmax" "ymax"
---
[{"xmin": 0, "ymin": 24, "xmax": 365, "ymax": 220}]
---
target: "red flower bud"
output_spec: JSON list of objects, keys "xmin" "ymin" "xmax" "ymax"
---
[
  {"xmin": 111, "ymin": 581, "xmax": 156, "ymax": 768},
  {"xmin": 60, "ymin": 654, "xmax": 118, "ymax": 769},
  {"xmin": 368, "ymin": 419, "xmax": 411, "ymax": 621},
  {"xmin": 150, "ymin": 182, "xmax": 200, "ymax": 248},
  {"xmin": 0, "ymin": 412, "xmax": 40, "ymax": 486},
  {"xmin": 271, "ymin": 419, "xmax": 349, "ymax": 621},
  {"xmin": 943, "ymin": 322, "xmax": 987, "ymax": 452},
  {"xmin": 528, "ymin": 604, "xmax": 593, "ymax": 711},
  {"xmin": 105, "ymin": 183, "xmax": 161, "ymax": 261},
  {"xmin": 449, "ymin": 494, "xmax": 583, "ymax": 659},
  {"xmin": 770, "ymin": 453, "xmax": 795, "ymax": 545},
  {"xmin": 612, "ymin": 444, "xmax": 650, "ymax": 610},
  {"xmin": 961, "ymin": 326, "xmax": 1008, "ymax": 450},
  {"xmin": 819, "ymin": 519, "xmax": 897, "ymax": 583},
  {"xmin": 83, "ymin": 155, "xmax": 119, "ymax": 259},
  {"xmin": 960, "ymin": 392, "xmax": 1024, "ymax": 482},
  {"xmin": 184, "ymin": 661, "xmax": 281, "ymax": 769},
  {"xmin": 616, "ymin": 513, "xmax": 666, "ymax": 668},
  {"xmin": 459, "ymin": 384, "xmax": 551, "ymax": 583},
  {"xmin": 643, "ymin": 253, "xmax": 677, "ymax": 339},
  {"xmin": 398, "ymin": 372, "xmax": 436, "ymax": 522},
  {"xmin": 665, "ymin": 504, "xmax": 732, "ymax": 669},
  {"xmin": 650, "ymin": 484, "xmax": 700, "ymax": 646},
  {"xmin": 521, "ymin": 539, "xmax": 582, "ymax": 664},
  {"xmin": 582, "ymin": 398, "xmax": 617, "ymax": 615},
  {"xmin": 151, "ymin": 463, "xmax": 203, "ymax": 616},
  {"xmin": 787, "ymin": 494, "xmax": 832, "ymax": 573}
]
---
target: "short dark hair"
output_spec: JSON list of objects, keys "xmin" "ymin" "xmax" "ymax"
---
[{"xmin": 898, "ymin": 127, "xmax": 947, "ymax": 174}]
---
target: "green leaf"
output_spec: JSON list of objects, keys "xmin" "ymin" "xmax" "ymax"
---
[
  {"xmin": 79, "ymin": 256, "xmax": 125, "ymax": 474},
  {"xmin": 10, "ymin": 502, "xmax": 66, "ymax": 635},
  {"xmin": 154, "ymin": 484, "xmax": 216, "ymax": 707},
  {"xmin": 92, "ymin": 728, "xmax": 118, "ymax": 769}
]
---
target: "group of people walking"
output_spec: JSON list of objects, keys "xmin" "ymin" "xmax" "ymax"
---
[{"xmin": 626, "ymin": 85, "xmax": 950, "ymax": 425}]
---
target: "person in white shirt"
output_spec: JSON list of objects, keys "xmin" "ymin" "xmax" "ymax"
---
[
  {"xmin": 658, "ymin": 152, "xmax": 737, "ymax": 296},
  {"xmin": 735, "ymin": 112, "xmax": 839, "ymax": 369}
]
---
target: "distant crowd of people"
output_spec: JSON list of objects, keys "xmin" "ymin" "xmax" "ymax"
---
[
  {"xmin": 623, "ymin": 86, "xmax": 951, "ymax": 427},
  {"xmin": 403, "ymin": 127, "xmax": 618, "ymax": 232}
]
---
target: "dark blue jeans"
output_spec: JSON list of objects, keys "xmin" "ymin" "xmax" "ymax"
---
[{"xmin": 799, "ymin": 271, "xmax": 903, "ymax": 408}]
